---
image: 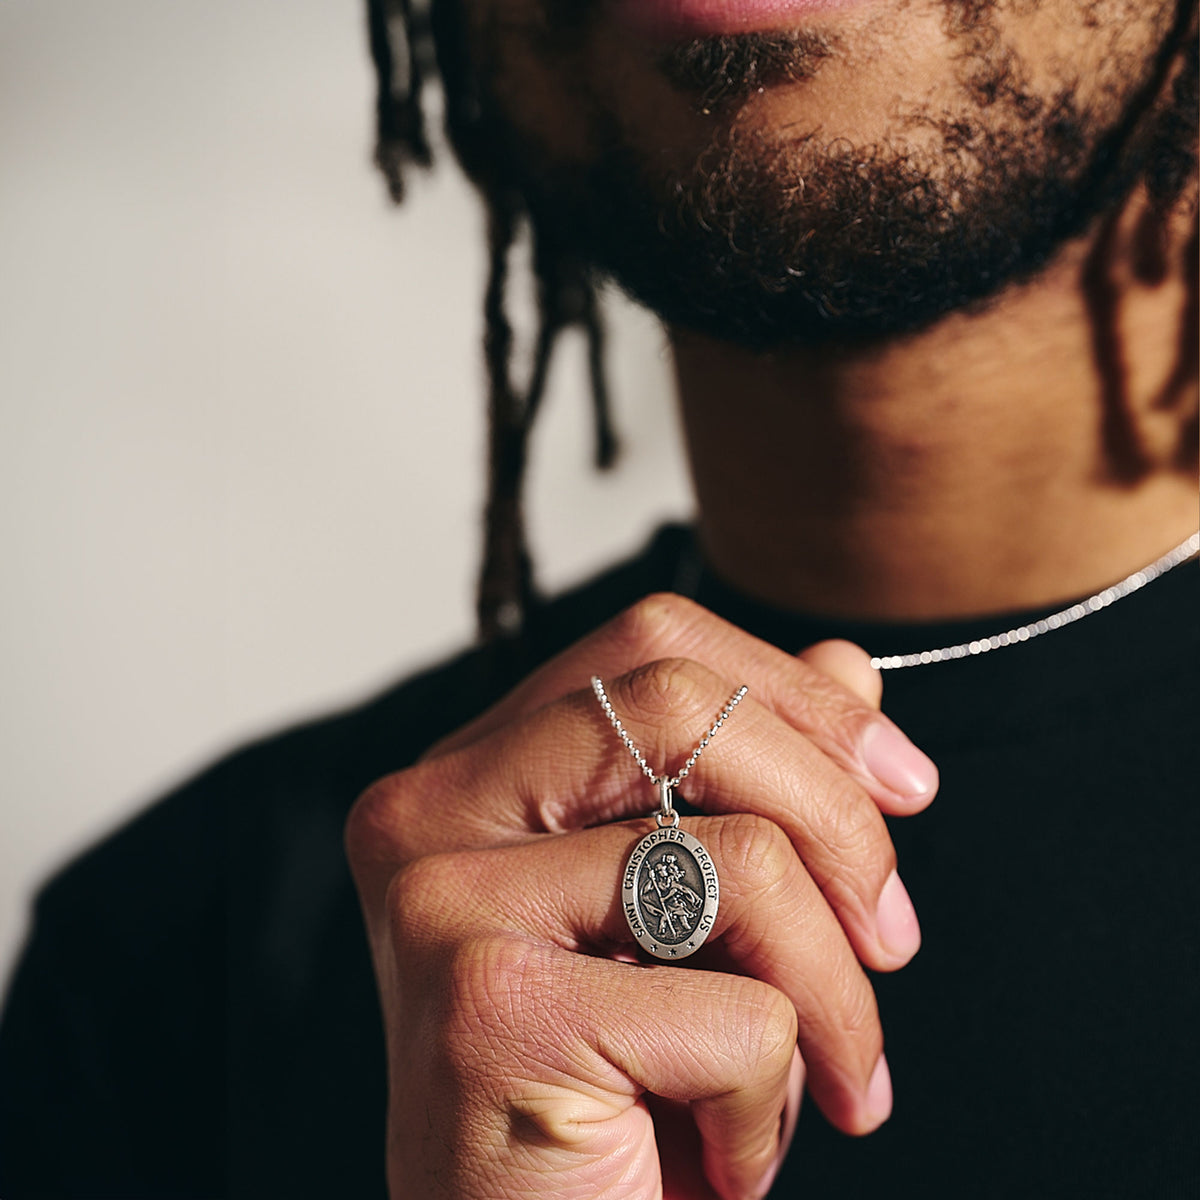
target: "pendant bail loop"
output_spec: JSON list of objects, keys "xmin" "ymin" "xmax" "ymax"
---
[{"xmin": 656, "ymin": 778, "xmax": 679, "ymax": 828}]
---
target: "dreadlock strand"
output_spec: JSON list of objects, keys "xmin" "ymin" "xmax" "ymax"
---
[
  {"xmin": 398, "ymin": 0, "xmax": 434, "ymax": 166},
  {"xmin": 368, "ymin": 0, "xmax": 432, "ymax": 203},
  {"xmin": 1144, "ymin": 9, "xmax": 1198, "ymax": 215},
  {"xmin": 527, "ymin": 226, "xmax": 620, "ymax": 468},
  {"xmin": 1134, "ymin": 9, "xmax": 1197, "ymax": 286},
  {"xmin": 1079, "ymin": 0, "xmax": 1198, "ymax": 481},
  {"xmin": 582, "ymin": 281, "xmax": 619, "ymax": 470},
  {"xmin": 1156, "ymin": 214, "xmax": 1200, "ymax": 418},
  {"xmin": 478, "ymin": 200, "xmax": 535, "ymax": 641},
  {"xmin": 1175, "ymin": 217, "xmax": 1200, "ymax": 469},
  {"xmin": 374, "ymin": 0, "xmax": 619, "ymax": 639},
  {"xmin": 521, "ymin": 311, "xmax": 560, "ymax": 436},
  {"xmin": 522, "ymin": 226, "xmax": 580, "ymax": 432},
  {"xmin": 1081, "ymin": 207, "xmax": 1147, "ymax": 481},
  {"xmin": 480, "ymin": 226, "xmax": 621, "ymax": 638}
]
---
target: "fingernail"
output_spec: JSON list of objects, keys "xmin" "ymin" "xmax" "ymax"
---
[
  {"xmin": 866, "ymin": 1053, "xmax": 893, "ymax": 1125},
  {"xmin": 861, "ymin": 718, "xmax": 938, "ymax": 799},
  {"xmin": 875, "ymin": 870, "xmax": 921, "ymax": 962}
]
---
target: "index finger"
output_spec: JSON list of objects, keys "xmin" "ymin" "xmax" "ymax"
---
[{"xmin": 428, "ymin": 593, "xmax": 937, "ymax": 814}]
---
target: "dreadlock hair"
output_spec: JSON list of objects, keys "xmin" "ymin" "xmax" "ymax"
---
[
  {"xmin": 368, "ymin": 0, "xmax": 617, "ymax": 643},
  {"xmin": 366, "ymin": 0, "xmax": 1198, "ymax": 638},
  {"xmin": 1080, "ymin": 0, "xmax": 1199, "ymax": 482}
]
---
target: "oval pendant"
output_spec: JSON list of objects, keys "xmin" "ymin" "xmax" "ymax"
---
[{"xmin": 622, "ymin": 826, "xmax": 719, "ymax": 961}]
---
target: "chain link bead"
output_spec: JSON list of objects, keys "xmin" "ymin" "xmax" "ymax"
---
[{"xmin": 591, "ymin": 675, "xmax": 748, "ymax": 790}]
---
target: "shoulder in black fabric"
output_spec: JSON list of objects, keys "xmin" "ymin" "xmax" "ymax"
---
[{"xmin": 0, "ymin": 524, "xmax": 690, "ymax": 1199}]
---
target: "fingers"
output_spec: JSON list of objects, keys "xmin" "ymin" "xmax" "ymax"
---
[
  {"xmin": 427, "ymin": 593, "xmax": 937, "ymax": 815},
  {"xmin": 593, "ymin": 662, "xmax": 920, "ymax": 970},
  {"xmin": 388, "ymin": 816, "xmax": 889, "ymax": 1139},
  {"xmin": 395, "ymin": 938, "xmax": 797, "ymax": 1200},
  {"xmin": 795, "ymin": 640, "xmax": 937, "ymax": 809},
  {"xmin": 353, "ymin": 657, "xmax": 920, "ymax": 971},
  {"xmin": 350, "ymin": 602, "xmax": 932, "ymax": 1197}
]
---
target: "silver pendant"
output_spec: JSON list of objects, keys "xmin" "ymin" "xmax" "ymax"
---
[{"xmin": 622, "ymin": 820, "xmax": 719, "ymax": 961}]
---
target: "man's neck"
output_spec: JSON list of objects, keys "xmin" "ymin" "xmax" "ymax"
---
[{"xmin": 672, "ymin": 211, "xmax": 1198, "ymax": 622}]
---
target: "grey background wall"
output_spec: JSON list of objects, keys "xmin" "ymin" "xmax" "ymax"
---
[{"xmin": 0, "ymin": 1, "xmax": 692, "ymax": 990}]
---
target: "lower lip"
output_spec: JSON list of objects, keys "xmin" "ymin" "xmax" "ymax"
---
[{"xmin": 611, "ymin": 0, "xmax": 865, "ymax": 38}]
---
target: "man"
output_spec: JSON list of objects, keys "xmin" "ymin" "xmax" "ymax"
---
[{"xmin": 1, "ymin": 0, "xmax": 1196, "ymax": 1196}]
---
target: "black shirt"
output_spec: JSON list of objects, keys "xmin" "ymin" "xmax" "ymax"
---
[{"xmin": 2, "ymin": 526, "xmax": 1196, "ymax": 1198}]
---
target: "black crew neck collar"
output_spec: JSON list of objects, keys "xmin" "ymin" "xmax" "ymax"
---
[
  {"xmin": 643, "ymin": 523, "xmax": 1198, "ymax": 745},
  {"xmin": 659, "ymin": 523, "xmax": 1194, "ymax": 656}
]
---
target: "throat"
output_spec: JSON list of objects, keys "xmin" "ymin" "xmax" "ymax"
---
[{"xmin": 670, "ymin": 265, "xmax": 1199, "ymax": 623}]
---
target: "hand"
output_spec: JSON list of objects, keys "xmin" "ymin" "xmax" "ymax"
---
[{"xmin": 346, "ymin": 594, "xmax": 937, "ymax": 1199}]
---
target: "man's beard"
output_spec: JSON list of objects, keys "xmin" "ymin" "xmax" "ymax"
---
[
  {"xmin": 496, "ymin": 5, "xmax": 1183, "ymax": 350},
  {"xmin": 565, "ymin": 80, "xmax": 1098, "ymax": 348}
]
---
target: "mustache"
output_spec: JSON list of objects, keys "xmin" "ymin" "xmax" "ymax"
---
[
  {"xmin": 658, "ymin": 31, "xmax": 837, "ymax": 110},
  {"xmin": 545, "ymin": 1, "xmax": 989, "ymax": 112},
  {"xmin": 539, "ymin": 1, "xmax": 839, "ymax": 107}
]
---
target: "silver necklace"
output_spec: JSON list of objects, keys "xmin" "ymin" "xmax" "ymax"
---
[
  {"xmin": 592, "ymin": 675, "xmax": 747, "ymax": 961},
  {"xmin": 870, "ymin": 532, "xmax": 1199, "ymax": 670}
]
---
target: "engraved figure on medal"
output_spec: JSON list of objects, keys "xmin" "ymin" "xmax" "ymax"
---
[{"xmin": 643, "ymin": 851, "xmax": 701, "ymax": 938}]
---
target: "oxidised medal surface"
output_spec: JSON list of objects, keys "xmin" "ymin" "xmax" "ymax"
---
[{"xmin": 622, "ymin": 826, "xmax": 719, "ymax": 960}]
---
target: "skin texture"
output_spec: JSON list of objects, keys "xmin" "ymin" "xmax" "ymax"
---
[
  {"xmin": 349, "ymin": 1, "xmax": 1198, "ymax": 1195},
  {"xmin": 348, "ymin": 601, "xmax": 934, "ymax": 1199},
  {"xmin": 676, "ymin": 191, "xmax": 1199, "ymax": 618},
  {"xmin": 473, "ymin": 0, "xmax": 1183, "ymax": 341},
  {"xmin": 458, "ymin": 0, "xmax": 1197, "ymax": 615}
]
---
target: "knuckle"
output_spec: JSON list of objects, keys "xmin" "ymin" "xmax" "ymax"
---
[
  {"xmin": 727, "ymin": 976, "xmax": 799, "ymax": 1071},
  {"xmin": 795, "ymin": 956, "xmax": 881, "ymax": 1085},
  {"xmin": 787, "ymin": 664, "xmax": 874, "ymax": 750},
  {"xmin": 344, "ymin": 759, "xmax": 446, "ymax": 869},
  {"xmin": 605, "ymin": 592, "xmax": 701, "ymax": 658},
  {"xmin": 438, "ymin": 942, "xmax": 609, "ymax": 1154},
  {"xmin": 623, "ymin": 656, "xmax": 720, "ymax": 726},
  {"xmin": 714, "ymin": 812, "xmax": 795, "ymax": 895},
  {"xmin": 833, "ymin": 968, "xmax": 883, "ymax": 1061},
  {"xmin": 346, "ymin": 772, "xmax": 412, "ymax": 866},
  {"xmin": 806, "ymin": 946, "xmax": 881, "ymax": 1059},
  {"xmin": 345, "ymin": 780, "xmax": 394, "ymax": 875},
  {"xmin": 756, "ymin": 984, "xmax": 801, "ymax": 1068},
  {"xmin": 443, "ymin": 935, "xmax": 545, "ymax": 1048},
  {"xmin": 385, "ymin": 851, "xmax": 471, "ymax": 953},
  {"xmin": 818, "ymin": 775, "xmax": 896, "ymax": 894}
]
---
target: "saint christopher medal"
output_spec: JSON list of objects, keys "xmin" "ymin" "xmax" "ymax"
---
[
  {"xmin": 621, "ymin": 781, "xmax": 719, "ymax": 960},
  {"xmin": 591, "ymin": 676, "xmax": 748, "ymax": 962}
]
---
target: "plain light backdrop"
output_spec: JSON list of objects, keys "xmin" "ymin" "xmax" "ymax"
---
[{"xmin": 0, "ymin": 1, "xmax": 693, "ymax": 991}]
